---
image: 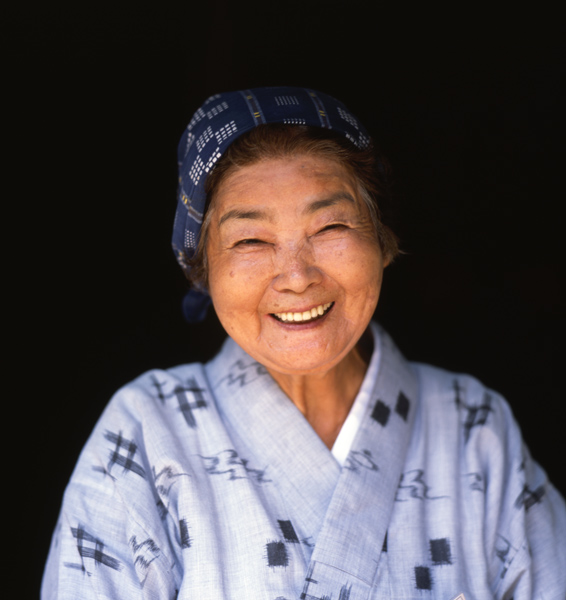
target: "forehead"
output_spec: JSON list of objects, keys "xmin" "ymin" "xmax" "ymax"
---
[{"xmin": 211, "ymin": 155, "xmax": 359, "ymax": 215}]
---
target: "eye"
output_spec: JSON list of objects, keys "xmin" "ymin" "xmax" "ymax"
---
[
  {"xmin": 233, "ymin": 238, "xmax": 266, "ymax": 247},
  {"xmin": 318, "ymin": 223, "xmax": 347, "ymax": 233}
]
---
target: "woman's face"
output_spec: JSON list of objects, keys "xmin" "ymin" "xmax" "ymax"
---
[{"xmin": 206, "ymin": 155, "xmax": 388, "ymax": 377}]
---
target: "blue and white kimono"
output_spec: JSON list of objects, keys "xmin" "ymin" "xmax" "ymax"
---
[{"xmin": 42, "ymin": 323, "xmax": 566, "ymax": 599}]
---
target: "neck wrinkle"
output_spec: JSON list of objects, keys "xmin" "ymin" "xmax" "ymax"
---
[{"xmin": 266, "ymin": 344, "xmax": 368, "ymax": 449}]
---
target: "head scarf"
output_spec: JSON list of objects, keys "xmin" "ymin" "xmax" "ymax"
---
[{"xmin": 173, "ymin": 86, "xmax": 372, "ymax": 322}]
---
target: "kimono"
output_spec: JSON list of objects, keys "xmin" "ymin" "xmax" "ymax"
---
[{"xmin": 42, "ymin": 323, "xmax": 566, "ymax": 599}]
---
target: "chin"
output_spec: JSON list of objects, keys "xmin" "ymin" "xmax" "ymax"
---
[{"xmin": 260, "ymin": 346, "xmax": 352, "ymax": 377}]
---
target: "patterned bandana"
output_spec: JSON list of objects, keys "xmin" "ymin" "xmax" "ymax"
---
[{"xmin": 172, "ymin": 86, "xmax": 372, "ymax": 322}]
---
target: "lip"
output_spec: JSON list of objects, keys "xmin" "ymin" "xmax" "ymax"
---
[{"xmin": 269, "ymin": 302, "xmax": 335, "ymax": 327}]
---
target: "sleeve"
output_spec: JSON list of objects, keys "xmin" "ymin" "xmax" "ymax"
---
[
  {"xmin": 41, "ymin": 381, "xmax": 182, "ymax": 600},
  {"xmin": 477, "ymin": 391, "xmax": 566, "ymax": 599}
]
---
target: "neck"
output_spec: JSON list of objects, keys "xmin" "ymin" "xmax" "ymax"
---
[{"xmin": 267, "ymin": 331, "xmax": 373, "ymax": 449}]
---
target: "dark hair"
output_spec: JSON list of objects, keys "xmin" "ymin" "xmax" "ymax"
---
[{"xmin": 185, "ymin": 124, "xmax": 399, "ymax": 289}]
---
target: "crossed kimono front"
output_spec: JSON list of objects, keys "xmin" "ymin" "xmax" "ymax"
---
[{"xmin": 42, "ymin": 323, "xmax": 566, "ymax": 599}]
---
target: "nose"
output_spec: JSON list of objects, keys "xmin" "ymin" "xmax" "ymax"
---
[{"xmin": 272, "ymin": 240, "xmax": 323, "ymax": 294}]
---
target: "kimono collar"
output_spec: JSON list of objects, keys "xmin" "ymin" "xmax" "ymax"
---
[{"xmin": 205, "ymin": 321, "xmax": 418, "ymax": 590}]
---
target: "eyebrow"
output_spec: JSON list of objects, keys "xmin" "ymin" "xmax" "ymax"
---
[
  {"xmin": 303, "ymin": 191, "xmax": 356, "ymax": 214},
  {"xmin": 218, "ymin": 208, "xmax": 272, "ymax": 228},
  {"xmin": 218, "ymin": 192, "xmax": 357, "ymax": 228}
]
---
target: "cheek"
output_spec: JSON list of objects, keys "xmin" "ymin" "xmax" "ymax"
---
[
  {"xmin": 316, "ymin": 237, "xmax": 383, "ymax": 286},
  {"xmin": 208, "ymin": 253, "xmax": 274, "ymax": 310}
]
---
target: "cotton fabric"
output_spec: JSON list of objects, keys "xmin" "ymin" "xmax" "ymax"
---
[{"xmin": 42, "ymin": 323, "xmax": 566, "ymax": 599}]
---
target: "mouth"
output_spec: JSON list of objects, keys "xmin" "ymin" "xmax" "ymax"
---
[{"xmin": 271, "ymin": 302, "xmax": 334, "ymax": 323}]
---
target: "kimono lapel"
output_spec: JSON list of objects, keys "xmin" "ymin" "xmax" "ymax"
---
[
  {"xmin": 301, "ymin": 323, "xmax": 419, "ymax": 599},
  {"xmin": 205, "ymin": 337, "xmax": 342, "ymax": 558},
  {"xmin": 205, "ymin": 323, "xmax": 418, "ymax": 598}
]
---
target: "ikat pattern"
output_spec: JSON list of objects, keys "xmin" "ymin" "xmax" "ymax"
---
[
  {"xmin": 464, "ymin": 472, "xmax": 485, "ymax": 492},
  {"xmin": 430, "ymin": 538, "xmax": 452, "ymax": 565},
  {"xmin": 215, "ymin": 120, "xmax": 237, "ymax": 144},
  {"xmin": 104, "ymin": 430, "xmax": 146, "ymax": 479},
  {"xmin": 395, "ymin": 391, "xmax": 410, "ymax": 420},
  {"xmin": 395, "ymin": 469, "xmax": 447, "ymax": 502},
  {"xmin": 412, "ymin": 538, "xmax": 453, "ymax": 590},
  {"xmin": 453, "ymin": 379, "xmax": 493, "ymax": 442},
  {"xmin": 129, "ymin": 536, "xmax": 161, "ymax": 586},
  {"xmin": 414, "ymin": 565, "xmax": 433, "ymax": 590},
  {"xmin": 65, "ymin": 526, "xmax": 122, "ymax": 575},
  {"xmin": 343, "ymin": 449, "xmax": 379, "ymax": 473},
  {"xmin": 278, "ymin": 520, "xmax": 300, "ymax": 543},
  {"xmin": 153, "ymin": 465, "xmax": 191, "ymax": 520},
  {"xmin": 151, "ymin": 375, "xmax": 207, "ymax": 429},
  {"xmin": 199, "ymin": 449, "xmax": 270, "ymax": 483},
  {"xmin": 264, "ymin": 521, "xmax": 302, "ymax": 568},
  {"xmin": 275, "ymin": 95, "xmax": 299, "ymax": 106},
  {"xmin": 179, "ymin": 519, "xmax": 191, "ymax": 549},
  {"xmin": 216, "ymin": 359, "xmax": 268, "ymax": 388},
  {"xmin": 42, "ymin": 325, "xmax": 566, "ymax": 599},
  {"xmin": 371, "ymin": 390, "xmax": 411, "ymax": 427},
  {"xmin": 495, "ymin": 535, "xmax": 518, "ymax": 579},
  {"xmin": 266, "ymin": 541, "xmax": 289, "ymax": 567},
  {"xmin": 371, "ymin": 399, "xmax": 390, "ymax": 425},
  {"xmin": 514, "ymin": 483, "xmax": 546, "ymax": 510},
  {"xmin": 300, "ymin": 565, "xmax": 352, "ymax": 600}
]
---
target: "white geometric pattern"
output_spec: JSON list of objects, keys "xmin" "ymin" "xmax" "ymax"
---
[
  {"xmin": 206, "ymin": 102, "xmax": 229, "ymax": 120},
  {"xmin": 196, "ymin": 126, "xmax": 214, "ymax": 152},
  {"xmin": 338, "ymin": 106, "xmax": 359, "ymax": 129},
  {"xmin": 184, "ymin": 229, "xmax": 197, "ymax": 249},
  {"xmin": 275, "ymin": 95, "xmax": 299, "ymax": 106},
  {"xmin": 358, "ymin": 132, "xmax": 370, "ymax": 147},
  {"xmin": 215, "ymin": 121, "xmax": 238, "ymax": 144},
  {"xmin": 188, "ymin": 107, "xmax": 205, "ymax": 131},
  {"xmin": 345, "ymin": 132, "xmax": 356, "ymax": 146},
  {"xmin": 345, "ymin": 131, "xmax": 369, "ymax": 149},
  {"xmin": 189, "ymin": 155, "xmax": 206, "ymax": 185},
  {"xmin": 204, "ymin": 147, "xmax": 222, "ymax": 173},
  {"xmin": 183, "ymin": 132, "xmax": 196, "ymax": 158}
]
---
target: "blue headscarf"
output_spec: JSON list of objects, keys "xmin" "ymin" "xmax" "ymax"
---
[{"xmin": 172, "ymin": 86, "xmax": 372, "ymax": 322}]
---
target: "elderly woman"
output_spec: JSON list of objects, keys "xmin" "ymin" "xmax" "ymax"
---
[{"xmin": 43, "ymin": 87, "xmax": 565, "ymax": 599}]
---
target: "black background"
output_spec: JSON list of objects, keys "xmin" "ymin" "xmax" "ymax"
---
[{"xmin": 7, "ymin": 2, "xmax": 564, "ymax": 595}]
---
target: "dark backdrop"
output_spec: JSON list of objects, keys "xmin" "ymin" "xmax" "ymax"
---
[{"xmin": 7, "ymin": 3, "xmax": 564, "ymax": 595}]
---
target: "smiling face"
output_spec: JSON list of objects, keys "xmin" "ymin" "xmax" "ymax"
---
[{"xmin": 206, "ymin": 155, "xmax": 388, "ymax": 378}]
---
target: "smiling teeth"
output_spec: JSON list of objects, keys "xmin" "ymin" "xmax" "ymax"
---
[{"xmin": 274, "ymin": 303, "xmax": 333, "ymax": 322}]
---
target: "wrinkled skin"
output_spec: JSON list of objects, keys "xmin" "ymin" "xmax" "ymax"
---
[{"xmin": 206, "ymin": 155, "xmax": 388, "ymax": 444}]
